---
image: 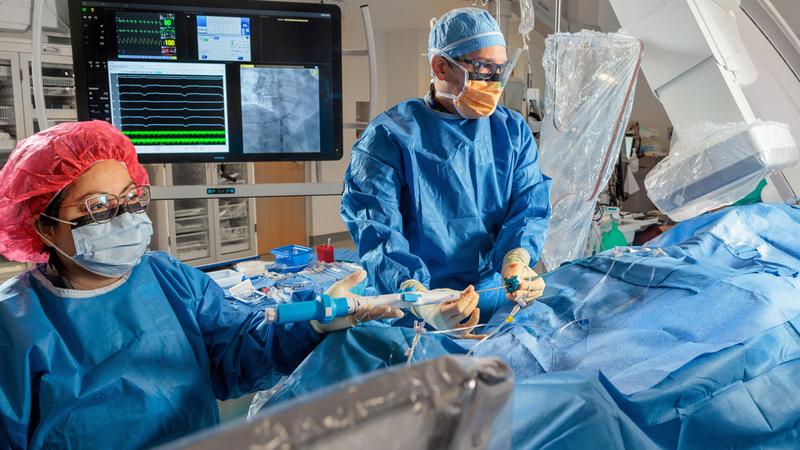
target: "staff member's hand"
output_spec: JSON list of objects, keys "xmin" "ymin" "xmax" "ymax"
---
[
  {"xmin": 311, "ymin": 270, "xmax": 404, "ymax": 334},
  {"xmin": 501, "ymin": 248, "xmax": 545, "ymax": 303},
  {"xmin": 436, "ymin": 285, "xmax": 480, "ymax": 332},
  {"xmin": 403, "ymin": 280, "xmax": 482, "ymax": 336}
]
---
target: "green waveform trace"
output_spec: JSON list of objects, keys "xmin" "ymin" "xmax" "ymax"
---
[
  {"xmin": 116, "ymin": 29, "xmax": 161, "ymax": 34},
  {"xmin": 117, "ymin": 37, "xmax": 162, "ymax": 45},
  {"xmin": 123, "ymin": 130, "xmax": 226, "ymax": 136},
  {"xmin": 130, "ymin": 137, "xmax": 227, "ymax": 144},
  {"xmin": 115, "ymin": 19, "xmax": 161, "ymax": 25}
]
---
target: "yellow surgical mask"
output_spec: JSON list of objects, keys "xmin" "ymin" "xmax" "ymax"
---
[{"xmin": 454, "ymin": 80, "xmax": 504, "ymax": 119}]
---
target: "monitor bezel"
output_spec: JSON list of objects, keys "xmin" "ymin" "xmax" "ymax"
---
[{"xmin": 69, "ymin": 0, "xmax": 343, "ymax": 163}]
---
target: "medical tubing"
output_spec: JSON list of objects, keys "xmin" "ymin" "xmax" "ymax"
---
[
  {"xmin": 548, "ymin": 248, "xmax": 660, "ymax": 368},
  {"xmin": 467, "ymin": 253, "xmax": 621, "ymax": 359},
  {"xmin": 545, "ymin": 255, "xmax": 619, "ymax": 367},
  {"xmin": 474, "ymin": 256, "xmax": 593, "ymax": 296},
  {"xmin": 470, "ymin": 257, "xmax": 594, "ymax": 352},
  {"xmin": 408, "ymin": 256, "xmax": 595, "ymax": 362},
  {"xmin": 406, "ymin": 248, "xmax": 673, "ymax": 366},
  {"xmin": 467, "ymin": 255, "xmax": 610, "ymax": 357},
  {"xmin": 405, "ymin": 321, "xmax": 426, "ymax": 365},
  {"xmin": 566, "ymin": 252, "xmax": 621, "ymax": 318},
  {"xmin": 465, "ymin": 300, "xmax": 524, "ymax": 357},
  {"xmin": 409, "ymin": 288, "xmax": 475, "ymax": 362},
  {"xmin": 596, "ymin": 248, "xmax": 661, "ymax": 325},
  {"xmin": 406, "ymin": 292, "xmax": 465, "ymax": 366},
  {"xmin": 406, "ymin": 321, "xmax": 498, "ymax": 365}
]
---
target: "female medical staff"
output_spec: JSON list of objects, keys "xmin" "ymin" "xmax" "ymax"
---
[
  {"xmin": 341, "ymin": 8, "xmax": 551, "ymax": 333},
  {"xmin": 0, "ymin": 121, "xmax": 400, "ymax": 449}
]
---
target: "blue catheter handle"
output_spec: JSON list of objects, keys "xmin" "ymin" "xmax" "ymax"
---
[
  {"xmin": 269, "ymin": 289, "xmax": 461, "ymax": 325},
  {"xmin": 274, "ymin": 295, "xmax": 350, "ymax": 325}
]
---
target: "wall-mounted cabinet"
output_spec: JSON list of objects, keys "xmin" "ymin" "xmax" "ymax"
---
[
  {"xmin": 0, "ymin": 50, "xmax": 24, "ymax": 155},
  {"xmin": 0, "ymin": 43, "xmax": 77, "ymax": 280},
  {"xmin": 20, "ymin": 51, "xmax": 77, "ymax": 135},
  {"xmin": 147, "ymin": 163, "xmax": 258, "ymax": 267}
]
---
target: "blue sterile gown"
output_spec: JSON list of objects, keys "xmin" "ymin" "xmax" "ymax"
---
[
  {"xmin": 0, "ymin": 251, "xmax": 321, "ymax": 449},
  {"xmin": 341, "ymin": 98, "xmax": 551, "ymax": 318}
]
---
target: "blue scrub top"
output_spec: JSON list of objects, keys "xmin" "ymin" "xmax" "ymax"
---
[
  {"xmin": 0, "ymin": 252, "xmax": 321, "ymax": 449},
  {"xmin": 341, "ymin": 98, "xmax": 551, "ymax": 317}
]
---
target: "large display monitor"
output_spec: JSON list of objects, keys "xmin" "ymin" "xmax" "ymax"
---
[{"xmin": 69, "ymin": 0, "xmax": 343, "ymax": 163}]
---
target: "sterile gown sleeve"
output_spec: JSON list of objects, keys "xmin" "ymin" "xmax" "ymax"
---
[
  {"xmin": 158, "ymin": 255, "xmax": 324, "ymax": 400},
  {"xmin": 341, "ymin": 125, "xmax": 431, "ymax": 294},
  {"xmin": 490, "ymin": 117, "xmax": 552, "ymax": 271}
]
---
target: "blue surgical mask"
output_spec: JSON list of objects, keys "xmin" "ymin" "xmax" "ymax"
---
[{"xmin": 39, "ymin": 212, "xmax": 153, "ymax": 277}]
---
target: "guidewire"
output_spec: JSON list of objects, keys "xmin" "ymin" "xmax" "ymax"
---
[{"xmin": 474, "ymin": 256, "xmax": 591, "ymax": 296}]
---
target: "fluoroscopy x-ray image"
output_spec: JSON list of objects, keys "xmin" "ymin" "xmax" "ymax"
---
[{"xmin": 240, "ymin": 66, "xmax": 321, "ymax": 153}]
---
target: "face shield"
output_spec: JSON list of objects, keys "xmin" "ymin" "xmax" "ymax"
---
[{"xmin": 430, "ymin": 47, "xmax": 522, "ymax": 119}]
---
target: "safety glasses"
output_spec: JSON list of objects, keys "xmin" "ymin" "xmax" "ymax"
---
[
  {"xmin": 453, "ymin": 56, "xmax": 512, "ymax": 81},
  {"xmin": 45, "ymin": 185, "xmax": 151, "ymax": 228}
]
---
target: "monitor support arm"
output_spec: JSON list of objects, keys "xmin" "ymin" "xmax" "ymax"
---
[{"xmin": 607, "ymin": 0, "xmax": 800, "ymax": 203}]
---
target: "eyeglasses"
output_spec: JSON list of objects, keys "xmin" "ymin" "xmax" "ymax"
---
[
  {"xmin": 45, "ymin": 185, "xmax": 151, "ymax": 228},
  {"xmin": 453, "ymin": 57, "xmax": 511, "ymax": 81}
]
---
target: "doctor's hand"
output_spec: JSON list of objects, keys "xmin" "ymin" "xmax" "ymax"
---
[
  {"xmin": 409, "ymin": 285, "xmax": 482, "ymax": 337},
  {"xmin": 501, "ymin": 263, "xmax": 545, "ymax": 304},
  {"xmin": 436, "ymin": 285, "xmax": 481, "ymax": 333},
  {"xmin": 311, "ymin": 270, "xmax": 404, "ymax": 334},
  {"xmin": 502, "ymin": 248, "xmax": 544, "ymax": 304}
]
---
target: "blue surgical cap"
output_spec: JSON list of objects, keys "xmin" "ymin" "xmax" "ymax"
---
[{"xmin": 428, "ymin": 7, "xmax": 506, "ymax": 58}]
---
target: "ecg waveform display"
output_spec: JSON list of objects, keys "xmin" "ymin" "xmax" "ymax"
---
[
  {"xmin": 115, "ymin": 74, "xmax": 227, "ymax": 146},
  {"xmin": 115, "ymin": 12, "xmax": 177, "ymax": 60}
]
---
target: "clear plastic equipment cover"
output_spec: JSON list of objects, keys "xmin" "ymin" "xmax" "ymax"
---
[
  {"xmin": 538, "ymin": 31, "xmax": 643, "ymax": 269},
  {"xmin": 645, "ymin": 120, "xmax": 800, "ymax": 221}
]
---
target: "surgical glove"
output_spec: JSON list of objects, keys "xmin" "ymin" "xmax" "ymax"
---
[
  {"xmin": 502, "ymin": 248, "xmax": 545, "ymax": 303},
  {"xmin": 405, "ymin": 280, "xmax": 481, "ymax": 335},
  {"xmin": 311, "ymin": 269, "xmax": 404, "ymax": 334}
]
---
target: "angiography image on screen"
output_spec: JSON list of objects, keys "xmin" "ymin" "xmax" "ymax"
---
[{"xmin": 240, "ymin": 65, "xmax": 321, "ymax": 153}]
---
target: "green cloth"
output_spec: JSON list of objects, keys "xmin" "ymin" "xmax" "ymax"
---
[
  {"xmin": 732, "ymin": 179, "xmax": 767, "ymax": 206},
  {"xmin": 600, "ymin": 222, "xmax": 629, "ymax": 251}
]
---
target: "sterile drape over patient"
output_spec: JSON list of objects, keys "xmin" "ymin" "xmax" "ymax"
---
[{"xmin": 260, "ymin": 203, "xmax": 800, "ymax": 449}]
